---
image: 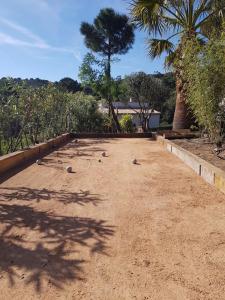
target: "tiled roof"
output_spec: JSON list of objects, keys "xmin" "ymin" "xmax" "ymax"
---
[{"xmin": 100, "ymin": 108, "xmax": 160, "ymax": 115}]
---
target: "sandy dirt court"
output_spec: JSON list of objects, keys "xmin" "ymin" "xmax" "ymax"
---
[{"xmin": 1, "ymin": 138, "xmax": 225, "ymax": 300}]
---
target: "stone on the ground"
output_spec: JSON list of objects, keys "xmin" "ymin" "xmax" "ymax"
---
[
  {"xmin": 36, "ymin": 159, "xmax": 41, "ymax": 165},
  {"xmin": 102, "ymin": 152, "xmax": 106, "ymax": 157},
  {"xmin": 132, "ymin": 159, "xmax": 137, "ymax": 164},
  {"xmin": 66, "ymin": 166, "xmax": 72, "ymax": 173}
]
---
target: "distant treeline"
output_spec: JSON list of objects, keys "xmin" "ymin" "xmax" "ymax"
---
[
  {"xmin": 0, "ymin": 71, "xmax": 176, "ymax": 124},
  {"xmin": 0, "ymin": 77, "xmax": 83, "ymax": 93},
  {"xmin": 0, "ymin": 72, "xmax": 175, "ymax": 155}
]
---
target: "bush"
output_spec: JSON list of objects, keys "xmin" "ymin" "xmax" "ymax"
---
[
  {"xmin": 119, "ymin": 114, "xmax": 134, "ymax": 133},
  {"xmin": 0, "ymin": 83, "xmax": 105, "ymax": 155},
  {"xmin": 67, "ymin": 92, "xmax": 104, "ymax": 133},
  {"xmin": 0, "ymin": 83, "xmax": 69, "ymax": 154},
  {"xmin": 183, "ymin": 28, "xmax": 225, "ymax": 142}
]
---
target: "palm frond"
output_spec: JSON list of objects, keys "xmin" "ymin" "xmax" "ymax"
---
[
  {"xmin": 164, "ymin": 50, "xmax": 177, "ymax": 68},
  {"xmin": 130, "ymin": 0, "xmax": 168, "ymax": 36},
  {"xmin": 148, "ymin": 38, "xmax": 175, "ymax": 59}
]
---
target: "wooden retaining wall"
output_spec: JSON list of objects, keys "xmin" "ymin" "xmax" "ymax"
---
[
  {"xmin": 0, "ymin": 133, "xmax": 71, "ymax": 177},
  {"xmin": 157, "ymin": 135, "xmax": 225, "ymax": 195},
  {"xmin": 0, "ymin": 132, "xmax": 153, "ymax": 178},
  {"xmin": 71, "ymin": 132, "xmax": 153, "ymax": 139}
]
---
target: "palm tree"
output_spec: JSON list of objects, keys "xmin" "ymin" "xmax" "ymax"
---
[
  {"xmin": 80, "ymin": 8, "xmax": 135, "ymax": 132},
  {"xmin": 130, "ymin": 0, "xmax": 225, "ymax": 130}
]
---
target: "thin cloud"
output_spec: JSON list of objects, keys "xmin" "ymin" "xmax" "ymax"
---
[
  {"xmin": 0, "ymin": 17, "xmax": 47, "ymax": 47},
  {"xmin": 0, "ymin": 32, "xmax": 36, "ymax": 48},
  {"xmin": 0, "ymin": 17, "xmax": 81, "ymax": 61},
  {"xmin": 14, "ymin": 0, "xmax": 59, "ymax": 19}
]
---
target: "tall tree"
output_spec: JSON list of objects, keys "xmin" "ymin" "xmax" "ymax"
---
[
  {"xmin": 78, "ymin": 53, "xmax": 101, "ymax": 88},
  {"xmin": 78, "ymin": 52, "xmax": 106, "ymax": 97},
  {"xmin": 57, "ymin": 78, "xmax": 82, "ymax": 94},
  {"xmin": 124, "ymin": 72, "xmax": 166, "ymax": 131},
  {"xmin": 130, "ymin": 0, "xmax": 225, "ymax": 130},
  {"xmin": 80, "ymin": 8, "xmax": 135, "ymax": 131}
]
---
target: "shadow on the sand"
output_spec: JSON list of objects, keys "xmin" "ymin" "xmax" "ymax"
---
[
  {"xmin": 0, "ymin": 187, "xmax": 103, "ymax": 206},
  {"xmin": 0, "ymin": 203, "xmax": 114, "ymax": 292}
]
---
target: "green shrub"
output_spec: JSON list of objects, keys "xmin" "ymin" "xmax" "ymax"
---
[
  {"xmin": 119, "ymin": 114, "xmax": 134, "ymax": 133},
  {"xmin": 0, "ymin": 83, "xmax": 105, "ymax": 155},
  {"xmin": 67, "ymin": 92, "xmax": 104, "ymax": 133},
  {"xmin": 183, "ymin": 28, "xmax": 225, "ymax": 142}
]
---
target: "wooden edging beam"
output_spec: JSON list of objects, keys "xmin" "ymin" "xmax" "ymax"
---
[
  {"xmin": 156, "ymin": 135, "xmax": 225, "ymax": 195},
  {"xmin": 0, "ymin": 133, "xmax": 72, "ymax": 178},
  {"xmin": 71, "ymin": 132, "xmax": 153, "ymax": 139}
]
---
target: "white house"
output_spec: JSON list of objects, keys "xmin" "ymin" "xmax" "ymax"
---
[{"xmin": 99, "ymin": 100, "xmax": 161, "ymax": 129}]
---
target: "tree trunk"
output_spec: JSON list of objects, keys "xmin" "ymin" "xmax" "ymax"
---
[
  {"xmin": 106, "ymin": 52, "xmax": 121, "ymax": 132},
  {"xmin": 109, "ymin": 101, "xmax": 121, "ymax": 132},
  {"xmin": 173, "ymin": 71, "xmax": 192, "ymax": 130}
]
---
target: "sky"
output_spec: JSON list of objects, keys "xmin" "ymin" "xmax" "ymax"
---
[{"xmin": 0, "ymin": 0, "xmax": 166, "ymax": 82}]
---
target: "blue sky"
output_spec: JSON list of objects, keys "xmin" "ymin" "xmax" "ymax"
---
[{"xmin": 0, "ymin": 0, "xmax": 166, "ymax": 81}]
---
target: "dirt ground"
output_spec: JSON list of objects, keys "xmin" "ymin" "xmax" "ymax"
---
[
  {"xmin": 173, "ymin": 138, "xmax": 225, "ymax": 172},
  {"xmin": 1, "ymin": 138, "xmax": 225, "ymax": 300}
]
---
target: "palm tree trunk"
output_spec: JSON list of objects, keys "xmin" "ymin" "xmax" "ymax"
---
[{"xmin": 173, "ymin": 69, "xmax": 192, "ymax": 130}]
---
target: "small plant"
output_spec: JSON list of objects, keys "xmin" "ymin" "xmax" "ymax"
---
[
  {"xmin": 119, "ymin": 114, "xmax": 134, "ymax": 133},
  {"xmin": 190, "ymin": 125, "xmax": 199, "ymax": 132}
]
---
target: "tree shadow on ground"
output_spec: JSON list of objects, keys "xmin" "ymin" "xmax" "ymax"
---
[
  {"xmin": 0, "ymin": 187, "xmax": 103, "ymax": 206},
  {"xmin": 57, "ymin": 139, "xmax": 110, "ymax": 158},
  {"xmin": 0, "ymin": 139, "xmax": 109, "ymax": 184},
  {"xmin": 39, "ymin": 141, "xmax": 108, "ymax": 170},
  {"xmin": 0, "ymin": 238, "xmax": 84, "ymax": 291},
  {"xmin": 52, "ymin": 147, "xmax": 107, "ymax": 160},
  {"xmin": 0, "ymin": 203, "xmax": 114, "ymax": 292},
  {"xmin": 62, "ymin": 139, "xmax": 110, "ymax": 149}
]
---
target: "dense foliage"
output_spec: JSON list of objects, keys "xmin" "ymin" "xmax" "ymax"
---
[
  {"xmin": 67, "ymin": 92, "xmax": 104, "ymax": 133},
  {"xmin": 123, "ymin": 72, "xmax": 166, "ymax": 131},
  {"xmin": 153, "ymin": 72, "xmax": 176, "ymax": 125},
  {"xmin": 119, "ymin": 114, "xmax": 134, "ymax": 133},
  {"xmin": 130, "ymin": 0, "xmax": 225, "ymax": 129},
  {"xmin": 0, "ymin": 71, "xmax": 175, "ymax": 156},
  {"xmin": 79, "ymin": 58, "xmax": 176, "ymax": 126},
  {"xmin": 78, "ymin": 52, "xmax": 107, "ymax": 98},
  {"xmin": 0, "ymin": 77, "xmax": 81, "ymax": 93},
  {"xmin": 57, "ymin": 77, "xmax": 82, "ymax": 93},
  {"xmin": 183, "ymin": 29, "xmax": 225, "ymax": 142},
  {"xmin": 0, "ymin": 80, "xmax": 104, "ymax": 155},
  {"xmin": 80, "ymin": 8, "xmax": 135, "ymax": 131}
]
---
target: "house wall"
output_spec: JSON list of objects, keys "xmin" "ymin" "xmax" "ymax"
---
[
  {"xmin": 131, "ymin": 115, "xmax": 140, "ymax": 127},
  {"xmin": 149, "ymin": 114, "xmax": 160, "ymax": 128},
  {"xmin": 118, "ymin": 114, "xmax": 160, "ymax": 129}
]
